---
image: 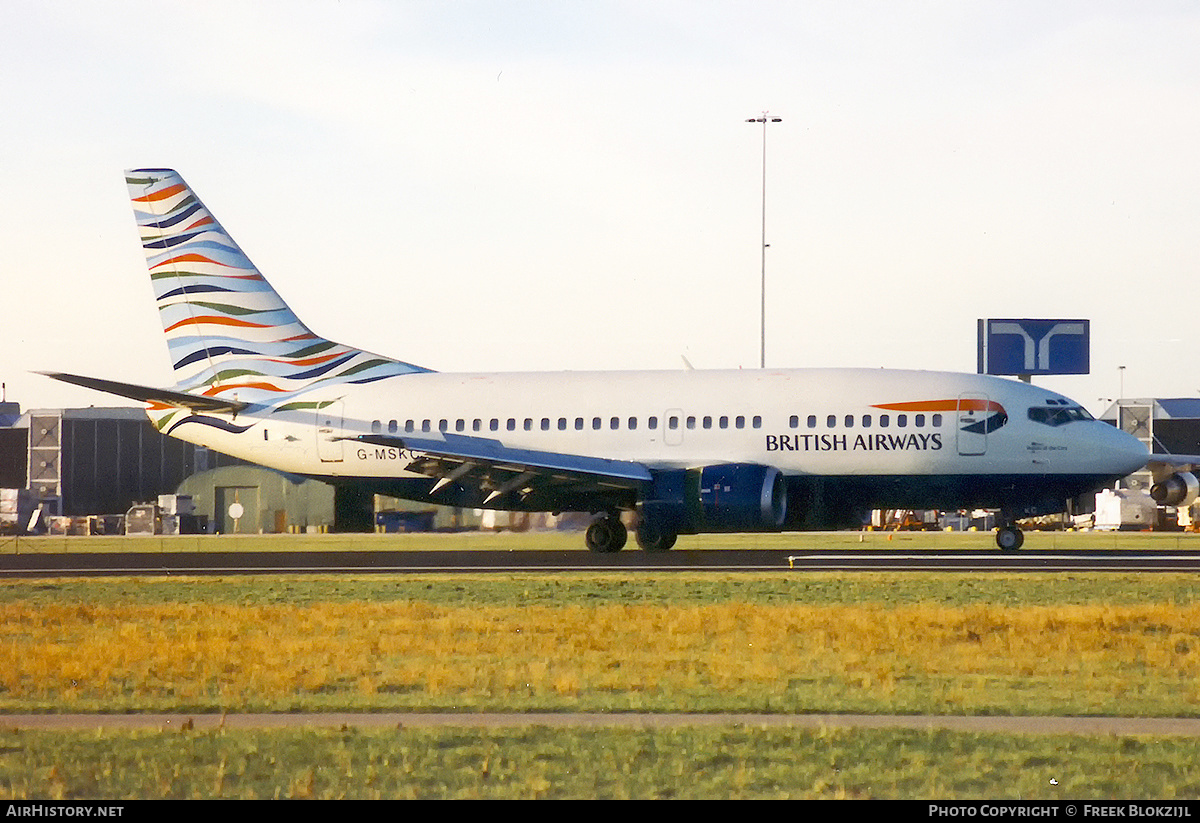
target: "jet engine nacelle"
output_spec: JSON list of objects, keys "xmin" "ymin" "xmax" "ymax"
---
[
  {"xmin": 640, "ymin": 464, "xmax": 788, "ymax": 534},
  {"xmin": 1150, "ymin": 472, "xmax": 1200, "ymax": 507}
]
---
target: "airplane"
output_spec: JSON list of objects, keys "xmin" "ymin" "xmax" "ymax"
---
[{"xmin": 40, "ymin": 168, "xmax": 1185, "ymax": 552}]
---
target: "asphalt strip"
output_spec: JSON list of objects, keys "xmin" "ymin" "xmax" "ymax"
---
[{"xmin": 4, "ymin": 714, "xmax": 1200, "ymax": 736}]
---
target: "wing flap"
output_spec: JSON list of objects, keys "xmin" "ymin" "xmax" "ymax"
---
[{"xmin": 348, "ymin": 432, "xmax": 652, "ymax": 504}]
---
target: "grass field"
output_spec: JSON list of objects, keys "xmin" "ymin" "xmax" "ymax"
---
[
  {"xmin": 5, "ymin": 572, "xmax": 1200, "ymax": 716},
  {"xmin": 4, "ymin": 530, "xmax": 1200, "ymax": 798},
  {"xmin": 5, "ymin": 725, "xmax": 1200, "ymax": 799}
]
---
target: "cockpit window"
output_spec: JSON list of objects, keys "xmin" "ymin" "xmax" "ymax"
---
[{"xmin": 1027, "ymin": 405, "xmax": 1094, "ymax": 426}]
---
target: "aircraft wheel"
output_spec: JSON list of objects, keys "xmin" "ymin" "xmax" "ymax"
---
[
  {"xmin": 996, "ymin": 525, "xmax": 1024, "ymax": 551},
  {"xmin": 585, "ymin": 517, "xmax": 626, "ymax": 553},
  {"xmin": 636, "ymin": 522, "xmax": 677, "ymax": 552},
  {"xmin": 610, "ymin": 518, "xmax": 628, "ymax": 551}
]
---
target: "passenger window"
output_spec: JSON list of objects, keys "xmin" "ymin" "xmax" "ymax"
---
[
  {"xmin": 915, "ymin": 414, "xmax": 925, "ymax": 427},
  {"xmin": 388, "ymin": 420, "xmax": 398, "ymax": 434},
  {"xmin": 422, "ymin": 420, "xmax": 431, "ymax": 432},
  {"xmin": 507, "ymin": 418, "xmax": 516, "ymax": 431},
  {"xmin": 736, "ymin": 416, "xmax": 746, "ymax": 429},
  {"xmin": 648, "ymin": 417, "xmax": 658, "ymax": 430},
  {"xmin": 932, "ymin": 414, "xmax": 942, "ymax": 426},
  {"xmin": 686, "ymin": 416, "xmax": 696, "ymax": 429},
  {"xmin": 611, "ymin": 417, "xmax": 620, "ymax": 430},
  {"xmin": 752, "ymin": 415, "xmax": 762, "ymax": 429},
  {"xmin": 455, "ymin": 419, "xmax": 465, "ymax": 432},
  {"xmin": 861, "ymin": 414, "xmax": 872, "ymax": 428},
  {"xmin": 575, "ymin": 418, "xmax": 584, "ymax": 431},
  {"xmin": 720, "ymin": 416, "xmax": 728, "ymax": 429},
  {"xmin": 844, "ymin": 415, "xmax": 854, "ymax": 428},
  {"xmin": 541, "ymin": 418, "xmax": 550, "ymax": 431},
  {"xmin": 826, "ymin": 415, "xmax": 836, "ymax": 428},
  {"xmin": 807, "ymin": 415, "xmax": 817, "ymax": 428},
  {"xmin": 703, "ymin": 416, "xmax": 712, "ymax": 429},
  {"xmin": 668, "ymin": 416, "xmax": 679, "ymax": 430},
  {"xmin": 524, "ymin": 418, "xmax": 533, "ymax": 431},
  {"xmin": 371, "ymin": 420, "xmax": 381, "ymax": 434},
  {"xmin": 897, "ymin": 415, "xmax": 907, "ymax": 428},
  {"xmin": 628, "ymin": 417, "xmax": 637, "ymax": 430},
  {"xmin": 557, "ymin": 418, "xmax": 567, "ymax": 431},
  {"xmin": 405, "ymin": 420, "xmax": 415, "ymax": 433},
  {"xmin": 593, "ymin": 417, "xmax": 602, "ymax": 430},
  {"xmin": 490, "ymin": 419, "xmax": 499, "ymax": 432},
  {"xmin": 439, "ymin": 420, "xmax": 449, "ymax": 432},
  {"xmin": 879, "ymin": 415, "xmax": 889, "ymax": 427}
]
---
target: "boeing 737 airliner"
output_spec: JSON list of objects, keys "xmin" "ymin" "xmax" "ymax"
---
[{"xmin": 43, "ymin": 169, "xmax": 1185, "ymax": 551}]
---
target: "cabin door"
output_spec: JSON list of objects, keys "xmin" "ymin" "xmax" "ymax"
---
[
  {"xmin": 956, "ymin": 393, "xmax": 988, "ymax": 456},
  {"xmin": 316, "ymin": 401, "xmax": 345, "ymax": 463}
]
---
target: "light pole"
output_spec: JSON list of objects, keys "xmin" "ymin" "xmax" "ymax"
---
[{"xmin": 747, "ymin": 112, "xmax": 782, "ymax": 368}]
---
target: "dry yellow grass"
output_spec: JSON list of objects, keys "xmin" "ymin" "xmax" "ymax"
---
[{"xmin": 3, "ymin": 599, "xmax": 1200, "ymax": 714}]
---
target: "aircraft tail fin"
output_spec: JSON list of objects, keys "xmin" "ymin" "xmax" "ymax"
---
[{"xmin": 124, "ymin": 169, "xmax": 429, "ymax": 405}]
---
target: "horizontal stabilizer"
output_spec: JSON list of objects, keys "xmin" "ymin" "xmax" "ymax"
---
[{"xmin": 38, "ymin": 372, "xmax": 248, "ymax": 414}]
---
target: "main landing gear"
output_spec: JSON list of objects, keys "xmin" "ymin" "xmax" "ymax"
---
[
  {"xmin": 585, "ymin": 513, "xmax": 626, "ymax": 553},
  {"xmin": 585, "ymin": 513, "xmax": 678, "ymax": 553},
  {"xmin": 634, "ymin": 520, "xmax": 677, "ymax": 552}
]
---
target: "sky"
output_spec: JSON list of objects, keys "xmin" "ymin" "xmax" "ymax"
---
[{"xmin": 2, "ymin": 0, "xmax": 1198, "ymax": 415}]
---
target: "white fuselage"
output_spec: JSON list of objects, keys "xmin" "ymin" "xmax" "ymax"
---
[{"xmin": 158, "ymin": 367, "xmax": 1148, "ymax": 493}]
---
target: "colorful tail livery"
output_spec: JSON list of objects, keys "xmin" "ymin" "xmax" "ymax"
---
[
  {"xmin": 43, "ymin": 168, "xmax": 1162, "ymax": 552},
  {"xmin": 125, "ymin": 168, "xmax": 429, "ymax": 406}
]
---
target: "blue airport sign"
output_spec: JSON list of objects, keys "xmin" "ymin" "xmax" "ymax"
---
[{"xmin": 977, "ymin": 318, "xmax": 1090, "ymax": 376}]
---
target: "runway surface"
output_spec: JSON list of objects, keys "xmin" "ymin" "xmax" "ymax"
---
[
  {"xmin": 6, "ymin": 712, "xmax": 1200, "ymax": 736},
  {"xmin": 3, "ymin": 548, "xmax": 1200, "ymax": 576}
]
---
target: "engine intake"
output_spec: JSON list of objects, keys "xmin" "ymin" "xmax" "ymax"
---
[
  {"xmin": 1150, "ymin": 472, "xmax": 1199, "ymax": 507},
  {"xmin": 640, "ymin": 463, "xmax": 788, "ymax": 534}
]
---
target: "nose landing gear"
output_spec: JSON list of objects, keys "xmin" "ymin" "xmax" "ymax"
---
[{"xmin": 995, "ymin": 511, "xmax": 1024, "ymax": 551}]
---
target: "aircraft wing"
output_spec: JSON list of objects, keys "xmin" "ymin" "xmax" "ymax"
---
[
  {"xmin": 38, "ymin": 371, "xmax": 248, "ymax": 414},
  {"xmin": 348, "ymin": 432, "xmax": 652, "ymax": 507},
  {"xmin": 1146, "ymin": 453, "xmax": 1200, "ymax": 482}
]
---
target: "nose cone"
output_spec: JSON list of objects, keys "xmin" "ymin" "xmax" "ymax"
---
[{"xmin": 1093, "ymin": 422, "xmax": 1150, "ymax": 477}]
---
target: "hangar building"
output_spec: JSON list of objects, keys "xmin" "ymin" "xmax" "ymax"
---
[
  {"xmin": 3, "ymin": 406, "xmax": 242, "ymax": 527},
  {"xmin": 1, "ymin": 403, "xmax": 467, "ymax": 534}
]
